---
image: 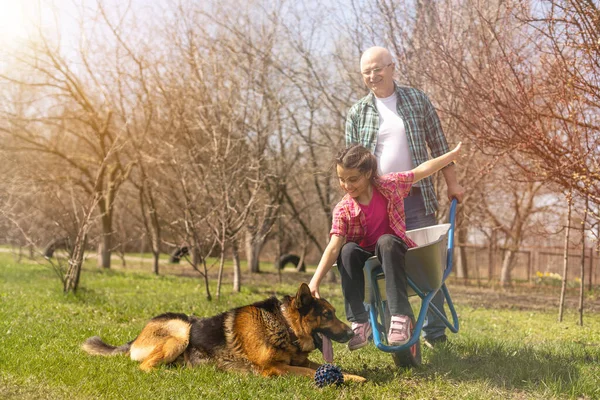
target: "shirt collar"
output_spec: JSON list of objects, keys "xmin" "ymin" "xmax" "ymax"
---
[
  {"xmin": 366, "ymin": 82, "xmax": 399, "ymax": 109},
  {"xmin": 341, "ymin": 194, "xmax": 362, "ymax": 217},
  {"xmin": 341, "ymin": 182, "xmax": 391, "ymax": 215}
]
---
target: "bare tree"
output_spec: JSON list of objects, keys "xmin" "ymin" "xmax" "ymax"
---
[
  {"xmin": 427, "ymin": 0, "xmax": 599, "ymax": 209},
  {"xmin": 578, "ymin": 195, "xmax": 589, "ymax": 325},
  {"xmin": 558, "ymin": 190, "xmax": 573, "ymax": 322},
  {"xmin": 187, "ymin": 0, "xmax": 353, "ymax": 278},
  {"xmin": 0, "ymin": 136, "xmax": 118, "ymax": 292},
  {"xmin": 0, "ymin": 8, "xmax": 137, "ymax": 269},
  {"xmin": 95, "ymin": 1, "xmax": 166, "ymax": 274}
]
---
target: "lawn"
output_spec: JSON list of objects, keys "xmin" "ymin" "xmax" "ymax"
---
[{"xmin": 1, "ymin": 254, "xmax": 599, "ymax": 400}]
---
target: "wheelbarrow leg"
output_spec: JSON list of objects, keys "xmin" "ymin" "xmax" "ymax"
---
[{"xmin": 365, "ymin": 262, "xmax": 422, "ymax": 368}]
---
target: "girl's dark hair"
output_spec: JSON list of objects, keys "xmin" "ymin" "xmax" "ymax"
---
[{"xmin": 335, "ymin": 144, "xmax": 378, "ymax": 179}]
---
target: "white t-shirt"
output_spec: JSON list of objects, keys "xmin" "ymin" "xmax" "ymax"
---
[{"xmin": 374, "ymin": 93, "xmax": 414, "ymax": 175}]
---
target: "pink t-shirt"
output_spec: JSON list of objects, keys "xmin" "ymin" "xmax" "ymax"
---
[
  {"xmin": 330, "ymin": 171, "xmax": 417, "ymax": 249},
  {"xmin": 358, "ymin": 187, "xmax": 394, "ymax": 251}
]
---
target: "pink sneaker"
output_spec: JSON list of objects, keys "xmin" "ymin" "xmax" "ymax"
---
[
  {"xmin": 388, "ymin": 315, "xmax": 412, "ymax": 346},
  {"xmin": 347, "ymin": 321, "xmax": 372, "ymax": 351}
]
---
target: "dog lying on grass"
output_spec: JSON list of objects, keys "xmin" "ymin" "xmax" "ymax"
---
[{"xmin": 82, "ymin": 283, "xmax": 366, "ymax": 382}]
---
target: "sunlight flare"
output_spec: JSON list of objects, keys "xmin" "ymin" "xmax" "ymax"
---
[{"xmin": 0, "ymin": 0, "xmax": 40, "ymax": 47}]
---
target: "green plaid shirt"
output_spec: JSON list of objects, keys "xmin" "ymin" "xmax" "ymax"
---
[{"xmin": 345, "ymin": 84, "xmax": 450, "ymax": 215}]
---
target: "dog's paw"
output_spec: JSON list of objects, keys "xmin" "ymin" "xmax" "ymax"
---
[{"xmin": 343, "ymin": 373, "xmax": 367, "ymax": 383}]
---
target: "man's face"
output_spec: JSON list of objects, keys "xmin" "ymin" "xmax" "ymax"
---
[{"xmin": 361, "ymin": 56, "xmax": 395, "ymax": 98}]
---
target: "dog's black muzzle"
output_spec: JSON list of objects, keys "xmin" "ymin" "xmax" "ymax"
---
[{"xmin": 313, "ymin": 326, "xmax": 354, "ymax": 350}]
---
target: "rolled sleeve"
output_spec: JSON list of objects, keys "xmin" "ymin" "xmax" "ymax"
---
[
  {"xmin": 330, "ymin": 204, "xmax": 348, "ymax": 237},
  {"xmin": 345, "ymin": 107, "xmax": 359, "ymax": 147},
  {"xmin": 394, "ymin": 171, "xmax": 415, "ymax": 198},
  {"xmin": 422, "ymin": 94, "xmax": 450, "ymax": 158},
  {"xmin": 377, "ymin": 171, "xmax": 415, "ymax": 199}
]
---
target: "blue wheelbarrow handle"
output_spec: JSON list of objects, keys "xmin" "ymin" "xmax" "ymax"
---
[{"xmin": 443, "ymin": 198, "xmax": 458, "ymax": 281}]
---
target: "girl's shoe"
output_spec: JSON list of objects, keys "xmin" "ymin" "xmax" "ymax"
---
[
  {"xmin": 347, "ymin": 321, "xmax": 372, "ymax": 351},
  {"xmin": 388, "ymin": 315, "xmax": 411, "ymax": 346}
]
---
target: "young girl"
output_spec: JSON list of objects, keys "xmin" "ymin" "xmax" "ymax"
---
[{"xmin": 308, "ymin": 142, "xmax": 461, "ymax": 349}]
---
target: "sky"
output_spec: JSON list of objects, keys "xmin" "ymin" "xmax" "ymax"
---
[
  {"xmin": 0, "ymin": 1, "xmax": 38, "ymax": 46},
  {"xmin": 0, "ymin": 0, "xmax": 86, "ymax": 52},
  {"xmin": 0, "ymin": 0, "xmax": 169, "ymax": 53}
]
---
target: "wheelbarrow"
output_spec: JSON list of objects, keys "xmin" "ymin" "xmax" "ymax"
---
[{"xmin": 363, "ymin": 198, "xmax": 459, "ymax": 367}]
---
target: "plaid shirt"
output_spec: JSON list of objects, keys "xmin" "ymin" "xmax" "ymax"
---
[
  {"xmin": 345, "ymin": 84, "xmax": 451, "ymax": 215},
  {"xmin": 330, "ymin": 171, "xmax": 418, "ymax": 249}
]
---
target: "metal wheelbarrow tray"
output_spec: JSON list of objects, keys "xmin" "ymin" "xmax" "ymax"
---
[{"xmin": 363, "ymin": 199, "xmax": 459, "ymax": 367}]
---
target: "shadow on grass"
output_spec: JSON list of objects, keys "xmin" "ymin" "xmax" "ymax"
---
[
  {"xmin": 418, "ymin": 338, "xmax": 589, "ymax": 393},
  {"xmin": 353, "ymin": 337, "xmax": 598, "ymax": 397}
]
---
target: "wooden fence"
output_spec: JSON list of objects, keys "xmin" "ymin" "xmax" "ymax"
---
[{"xmin": 454, "ymin": 244, "xmax": 599, "ymax": 287}]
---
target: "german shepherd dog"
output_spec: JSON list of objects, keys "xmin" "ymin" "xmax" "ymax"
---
[{"xmin": 82, "ymin": 283, "xmax": 366, "ymax": 382}]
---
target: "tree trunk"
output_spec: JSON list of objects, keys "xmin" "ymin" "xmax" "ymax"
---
[
  {"xmin": 152, "ymin": 251, "xmax": 160, "ymax": 275},
  {"xmin": 296, "ymin": 243, "xmax": 307, "ymax": 272},
  {"xmin": 216, "ymin": 228, "xmax": 226, "ymax": 299},
  {"xmin": 578, "ymin": 197, "xmax": 588, "ymax": 326},
  {"xmin": 245, "ymin": 231, "xmax": 262, "ymax": 273},
  {"xmin": 139, "ymin": 177, "xmax": 162, "ymax": 275},
  {"xmin": 499, "ymin": 249, "xmax": 516, "ymax": 287},
  {"xmin": 591, "ymin": 224, "xmax": 599, "ymax": 292},
  {"xmin": 456, "ymin": 226, "xmax": 469, "ymax": 281},
  {"xmin": 488, "ymin": 229, "xmax": 497, "ymax": 282},
  {"xmin": 64, "ymin": 234, "xmax": 87, "ymax": 293},
  {"xmin": 558, "ymin": 191, "xmax": 573, "ymax": 322},
  {"xmin": 275, "ymin": 215, "xmax": 283, "ymax": 271},
  {"xmin": 216, "ymin": 249, "xmax": 225, "ymax": 299},
  {"xmin": 16, "ymin": 246, "xmax": 23, "ymax": 263},
  {"xmin": 97, "ymin": 242, "xmax": 104, "ymax": 268},
  {"xmin": 191, "ymin": 246, "xmax": 212, "ymax": 301},
  {"xmin": 118, "ymin": 248, "xmax": 127, "ymax": 267},
  {"xmin": 232, "ymin": 240, "xmax": 241, "ymax": 293},
  {"xmin": 98, "ymin": 211, "xmax": 113, "ymax": 269},
  {"xmin": 148, "ymin": 222, "xmax": 161, "ymax": 275}
]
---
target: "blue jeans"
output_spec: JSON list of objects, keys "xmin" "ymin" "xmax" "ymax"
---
[{"xmin": 404, "ymin": 193, "xmax": 447, "ymax": 341}]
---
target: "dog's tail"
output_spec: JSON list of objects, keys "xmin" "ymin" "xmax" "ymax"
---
[{"xmin": 82, "ymin": 336, "xmax": 132, "ymax": 356}]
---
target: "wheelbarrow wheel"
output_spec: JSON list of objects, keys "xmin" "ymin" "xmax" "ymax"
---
[{"xmin": 391, "ymin": 318, "xmax": 422, "ymax": 368}]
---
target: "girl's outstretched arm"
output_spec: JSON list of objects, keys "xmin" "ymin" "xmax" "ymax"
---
[
  {"xmin": 308, "ymin": 234, "xmax": 345, "ymax": 298},
  {"xmin": 412, "ymin": 142, "xmax": 462, "ymax": 183}
]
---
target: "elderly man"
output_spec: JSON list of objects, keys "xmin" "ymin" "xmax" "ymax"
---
[{"xmin": 345, "ymin": 46, "xmax": 464, "ymax": 349}]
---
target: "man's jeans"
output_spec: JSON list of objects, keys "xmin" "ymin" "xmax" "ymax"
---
[{"xmin": 404, "ymin": 193, "xmax": 448, "ymax": 341}]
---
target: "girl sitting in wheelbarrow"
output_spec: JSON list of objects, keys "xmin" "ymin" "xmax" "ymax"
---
[{"xmin": 308, "ymin": 142, "xmax": 461, "ymax": 350}]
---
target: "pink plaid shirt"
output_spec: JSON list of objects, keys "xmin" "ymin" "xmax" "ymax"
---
[{"xmin": 330, "ymin": 171, "xmax": 417, "ymax": 249}]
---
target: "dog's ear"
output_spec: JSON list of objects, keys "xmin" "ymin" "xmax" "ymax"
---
[{"xmin": 295, "ymin": 283, "xmax": 313, "ymax": 311}]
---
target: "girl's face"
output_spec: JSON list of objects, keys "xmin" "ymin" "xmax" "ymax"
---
[{"xmin": 336, "ymin": 165, "xmax": 371, "ymax": 199}]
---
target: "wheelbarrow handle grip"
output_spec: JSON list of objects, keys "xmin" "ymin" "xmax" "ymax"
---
[
  {"xmin": 449, "ymin": 198, "xmax": 458, "ymax": 232},
  {"xmin": 444, "ymin": 198, "xmax": 459, "ymax": 281}
]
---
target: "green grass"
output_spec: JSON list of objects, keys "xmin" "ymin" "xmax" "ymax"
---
[{"xmin": 1, "ymin": 254, "xmax": 599, "ymax": 399}]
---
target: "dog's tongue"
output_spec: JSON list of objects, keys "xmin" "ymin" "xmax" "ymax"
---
[{"xmin": 320, "ymin": 334, "xmax": 334, "ymax": 363}]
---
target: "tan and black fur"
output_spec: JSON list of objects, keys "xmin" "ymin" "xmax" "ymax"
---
[{"xmin": 82, "ymin": 283, "xmax": 366, "ymax": 382}]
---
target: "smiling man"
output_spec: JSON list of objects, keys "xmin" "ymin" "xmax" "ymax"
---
[{"xmin": 345, "ymin": 46, "xmax": 465, "ymax": 348}]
